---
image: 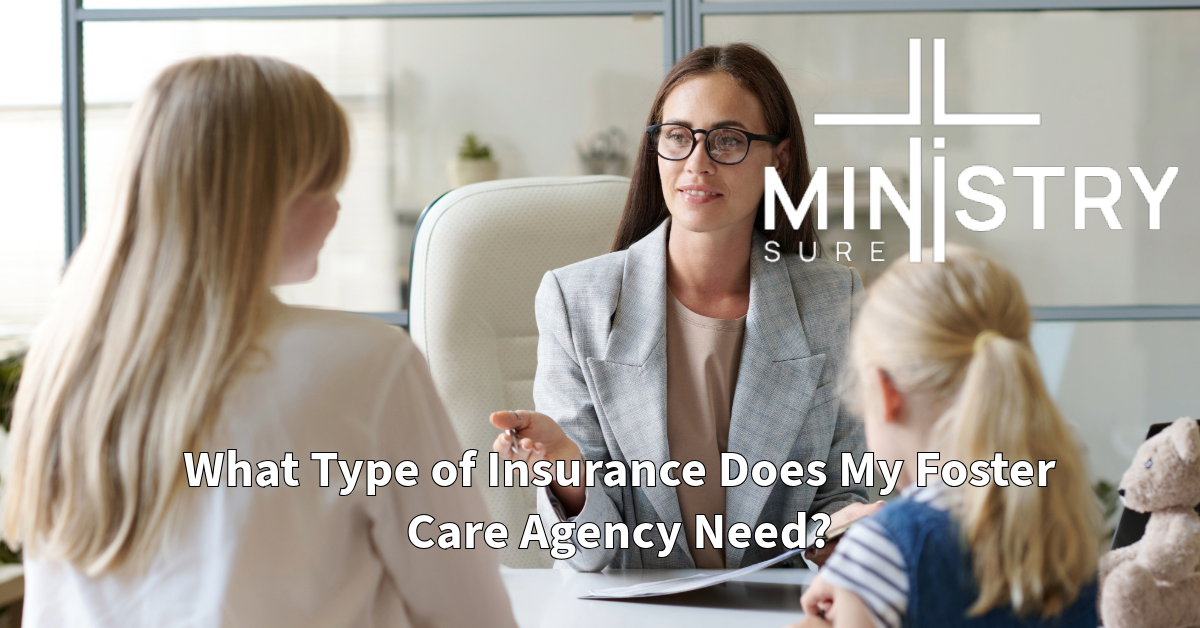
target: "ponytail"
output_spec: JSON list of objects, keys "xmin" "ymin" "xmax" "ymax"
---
[
  {"xmin": 851, "ymin": 245, "xmax": 1099, "ymax": 618},
  {"xmin": 950, "ymin": 333, "xmax": 1096, "ymax": 616}
]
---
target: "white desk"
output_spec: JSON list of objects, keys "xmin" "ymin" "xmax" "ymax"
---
[{"xmin": 501, "ymin": 567, "xmax": 814, "ymax": 628}]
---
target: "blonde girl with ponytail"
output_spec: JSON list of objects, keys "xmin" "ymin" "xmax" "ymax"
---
[
  {"xmin": 797, "ymin": 245, "xmax": 1099, "ymax": 628},
  {"xmin": 3, "ymin": 55, "xmax": 515, "ymax": 627}
]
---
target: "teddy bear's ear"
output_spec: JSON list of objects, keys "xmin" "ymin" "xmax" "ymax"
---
[{"xmin": 1168, "ymin": 418, "xmax": 1200, "ymax": 464}]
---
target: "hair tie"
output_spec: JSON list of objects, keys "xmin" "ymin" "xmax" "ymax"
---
[{"xmin": 973, "ymin": 330, "xmax": 1003, "ymax": 355}]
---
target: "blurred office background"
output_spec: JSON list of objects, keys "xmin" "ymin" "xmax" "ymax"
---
[{"xmin": 2, "ymin": 1, "xmax": 1198, "ymax": 492}]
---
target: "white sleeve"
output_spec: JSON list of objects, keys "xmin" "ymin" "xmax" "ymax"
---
[
  {"xmin": 818, "ymin": 517, "xmax": 909, "ymax": 628},
  {"xmin": 366, "ymin": 342, "xmax": 518, "ymax": 628}
]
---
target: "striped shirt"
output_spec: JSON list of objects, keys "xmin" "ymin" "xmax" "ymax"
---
[{"xmin": 818, "ymin": 483, "xmax": 951, "ymax": 628}]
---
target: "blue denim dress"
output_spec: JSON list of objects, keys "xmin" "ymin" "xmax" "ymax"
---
[{"xmin": 870, "ymin": 496, "xmax": 1098, "ymax": 628}]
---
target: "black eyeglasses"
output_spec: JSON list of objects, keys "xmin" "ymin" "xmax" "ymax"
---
[{"xmin": 646, "ymin": 123, "xmax": 782, "ymax": 166}]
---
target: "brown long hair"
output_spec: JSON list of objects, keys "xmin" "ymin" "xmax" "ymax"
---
[{"xmin": 611, "ymin": 43, "xmax": 819, "ymax": 256}]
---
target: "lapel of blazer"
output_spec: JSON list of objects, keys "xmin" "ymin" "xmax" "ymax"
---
[
  {"xmin": 585, "ymin": 219, "xmax": 687, "ymax": 557},
  {"xmin": 725, "ymin": 231, "xmax": 826, "ymax": 567}
]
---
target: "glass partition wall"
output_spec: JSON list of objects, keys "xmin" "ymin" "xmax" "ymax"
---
[
  {"xmin": 701, "ymin": 9, "xmax": 1200, "ymax": 492},
  {"xmin": 0, "ymin": 3, "xmax": 66, "ymax": 358},
  {"xmin": 81, "ymin": 16, "xmax": 664, "ymax": 312},
  {"xmin": 2, "ymin": 0, "xmax": 1192, "ymax": 496},
  {"xmin": 707, "ymin": 11, "xmax": 1200, "ymax": 306}
]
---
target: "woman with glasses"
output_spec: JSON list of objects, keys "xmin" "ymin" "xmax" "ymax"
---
[{"xmin": 490, "ymin": 43, "xmax": 876, "ymax": 571}]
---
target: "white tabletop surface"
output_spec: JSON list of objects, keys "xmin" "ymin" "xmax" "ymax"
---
[{"xmin": 501, "ymin": 567, "xmax": 815, "ymax": 628}]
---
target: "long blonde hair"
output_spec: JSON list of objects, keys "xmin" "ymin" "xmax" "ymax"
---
[
  {"xmin": 850, "ymin": 245, "xmax": 1098, "ymax": 617},
  {"xmin": 2, "ymin": 55, "xmax": 349, "ymax": 575}
]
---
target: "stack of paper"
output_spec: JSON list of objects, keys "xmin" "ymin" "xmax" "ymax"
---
[{"xmin": 580, "ymin": 548, "xmax": 805, "ymax": 599}]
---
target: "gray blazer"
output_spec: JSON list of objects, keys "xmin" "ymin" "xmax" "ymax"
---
[{"xmin": 533, "ymin": 219, "xmax": 868, "ymax": 571}]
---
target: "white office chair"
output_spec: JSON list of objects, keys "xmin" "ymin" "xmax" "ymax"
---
[{"xmin": 409, "ymin": 175, "xmax": 629, "ymax": 568}]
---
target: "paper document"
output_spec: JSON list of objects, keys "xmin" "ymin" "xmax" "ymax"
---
[{"xmin": 580, "ymin": 548, "xmax": 805, "ymax": 599}]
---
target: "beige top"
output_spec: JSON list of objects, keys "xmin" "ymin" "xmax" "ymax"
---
[
  {"xmin": 665, "ymin": 289, "xmax": 746, "ymax": 569},
  {"xmin": 23, "ymin": 302, "xmax": 517, "ymax": 628}
]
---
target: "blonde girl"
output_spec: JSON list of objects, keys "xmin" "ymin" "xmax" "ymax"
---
[
  {"xmin": 3, "ymin": 55, "xmax": 515, "ymax": 627},
  {"xmin": 798, "ymin": 245, "xmax": 1099, "ymax": 628}
]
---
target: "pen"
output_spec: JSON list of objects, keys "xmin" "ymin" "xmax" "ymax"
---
[
  {"xmin": 507, "ymin": 410, "xmax": 522, "ymax": 455},
  {"xmin": 506, "ymin": 428, "xmax": 519, "ymax": 454}
]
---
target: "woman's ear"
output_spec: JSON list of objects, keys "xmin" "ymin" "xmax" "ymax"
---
[
  {"xmin": 876, "ymin": 369, "xmax": 905, "ymax": 424},
  {"xmin": 774, "ymin": 138, "xmax": 791, "ymax": 172}
]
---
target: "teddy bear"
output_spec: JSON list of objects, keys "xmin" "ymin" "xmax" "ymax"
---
[{"xmin": 1100, "ymin": 417, "xmax": 1200, "ymax": 628}]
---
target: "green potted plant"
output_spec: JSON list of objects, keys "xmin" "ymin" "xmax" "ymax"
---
[
  {"xmin": 577, "ymin": 127, "xmax": 629, "ymax": 176},
  {"xmin": 448, "ymin": 132, "xmax": 499, "ymax": 188},
  {"xmin": 1, "ymin": 351, "xmax": 26, "ymax": 569},
  {"xmin": 0, "ymin": 351, "xmax": 20, "ymax": 435},
  {"xmin": 0, "ymin": 351, "xmax": 25, "ymax": 624}
]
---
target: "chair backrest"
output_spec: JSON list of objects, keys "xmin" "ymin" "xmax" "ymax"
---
[{"xmin": 409, "ymin": 175, "xmax": 628, "ymax": 568}]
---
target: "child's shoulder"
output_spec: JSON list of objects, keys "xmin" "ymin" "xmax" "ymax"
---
[
  {"xmin": 871, "ymin": 486, "xmax": 954, "ymax": 535},
  {"xmin": 864, "ymin": 486, "xmax": 963, "ymax": 579},
  {"xmin": 868, "ymin": 488, "xmax": 1099, "ymax": 628}
]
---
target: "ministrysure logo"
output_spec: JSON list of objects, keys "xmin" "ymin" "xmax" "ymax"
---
[{"xmin": 764, "ymin": 38, "xmax": 1178, "ymax": 263}]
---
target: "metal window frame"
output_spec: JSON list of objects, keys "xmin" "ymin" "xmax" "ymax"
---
[{"xmin": 63, "ymin": 0, "xmax": 1200, "ymax": 325}]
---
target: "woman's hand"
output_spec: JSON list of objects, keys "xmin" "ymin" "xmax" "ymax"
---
[
  {"xmin": 489, "ymin": 410, "xmax": 586, "ymax": 515},
  {"xmin": 489, "ymin": 410, "xmax": 578, "ymax": 464}
]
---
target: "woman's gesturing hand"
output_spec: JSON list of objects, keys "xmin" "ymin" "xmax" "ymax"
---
[
  {"xmin": 488, "ymin": 410, "xmax": 579, "ymax": 465},
  {"xmin": 489, "ymin": 410, "xmax": 586, "ymax": 515}
]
